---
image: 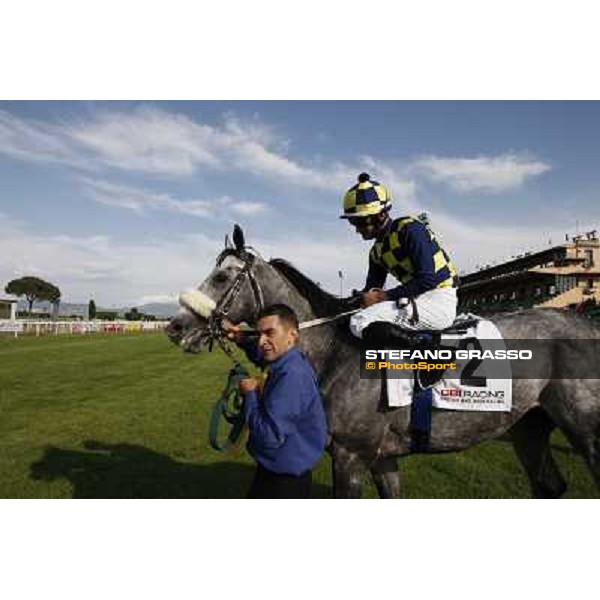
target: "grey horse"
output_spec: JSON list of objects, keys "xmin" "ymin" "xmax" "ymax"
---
[{"xmin": 166, "ymin": 227, "xmax": 600, "ymax": 498}]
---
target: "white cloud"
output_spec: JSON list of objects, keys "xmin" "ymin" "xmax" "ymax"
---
[
  {"xmin": 231, "ymin": 201, "xmax": 268, "ymax": 216},
  {"xmin": 0, "ymin": 107, "xmax": 423, "ymax": 204},
  {"xmin": 67, "ymin": 107, "xmax": 222, "ymax": 175},
  {"xmin": 0, "ymin": 107, "xmax": 358, "ymax": 190},
  {"xmin": 414, "ymin": 153, "xmax": 551, "ymax": 193},
  {"xmin": 0, "ymin": 108, "xmax": 562, "ymax": 307},
  {"xmin": 0, "ymin": 110, "xmax": 87, "ymax": 168},
  {"xmin": 0, "ymin": 212, "xmax": 578, "ymax": 308},
  {"xmin": 82, "ymin": 178, "xmax": 268, "ymax": 219},
  {"xmin": 0, "ymin": 109, "xmax": 551, "ymax": 207},
  {"xmin": 428, "ymin": 212, "xmax": 561, "ymax": 274},
  {"xmin": 0, "ymin": 213, "xmax": 368, "ymax": 306},
  {"xmin": 360, "ymin": 155, "xmax": 419, "ymax": 209},
  {"xmin": 0, "ymin": 214, "xmax": 221, "ymax": 305}
]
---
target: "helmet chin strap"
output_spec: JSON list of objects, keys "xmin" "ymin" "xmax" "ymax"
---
[{"xmin": 375, "ymin": 212, "xmax": 391, "ymax": 236}]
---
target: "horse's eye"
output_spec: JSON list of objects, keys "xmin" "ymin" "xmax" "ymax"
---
[{"xmin": 213, "ymin": 272, "xmax": 229, "ymax": 284}]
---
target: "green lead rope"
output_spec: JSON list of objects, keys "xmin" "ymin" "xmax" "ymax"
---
[{"xmin": 208, "ymin": 362, "xmax": 249, "ymax": 451}]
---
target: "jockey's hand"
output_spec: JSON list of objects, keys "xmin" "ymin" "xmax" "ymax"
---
[
  {"xmin": 239, "ymin": 378, "xmax": 258, "ymax": 394},
  {"xmin": 362, "ymin": 289, "xmax": 388, "ymax": 307},
  {"xmin": 222, "ymin": 319, "xmax": 243, "ymax": 342}
]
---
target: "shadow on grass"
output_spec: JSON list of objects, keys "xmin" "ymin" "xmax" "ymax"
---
[
  {"xmin": 549, "ymin": 443, "xmax": 578, "ymax": 456},
  {"xmin": 30, "ymin": 440, "xmax": 332, "ymax": 499}
]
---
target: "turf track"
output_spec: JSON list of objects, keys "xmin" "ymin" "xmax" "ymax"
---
[{"xmin": 0, "ymin": 332, "xmax": 597, "ymax": 498}]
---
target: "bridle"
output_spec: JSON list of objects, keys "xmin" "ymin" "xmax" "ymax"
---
[
  {"xmin": 213, "ymin": 249, "xmax": 264, "ymax": 322},
  {"xmin": 191, "ymin": 246, "xmax": 359, "ymax": 357},
  {"xmin": 204, "ymin": 249, "xmax": 264, "ymax": 355}
]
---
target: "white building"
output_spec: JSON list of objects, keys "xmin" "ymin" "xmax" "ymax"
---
[{"xmin": 0, "ymin": 297, "xmax": 18, "ymax": 320}]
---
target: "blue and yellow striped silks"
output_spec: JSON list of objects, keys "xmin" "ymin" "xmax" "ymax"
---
[{"xmin": 370, "ymin": 216, "xmax": 458, "ymax": 289}]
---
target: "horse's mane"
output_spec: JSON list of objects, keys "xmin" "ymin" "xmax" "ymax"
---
[
  {"xmin": 215, "ymin": 249, "xmax": 352, "ymax": 318},
  {"xmin": 269, "ymin": 258, "xmax": 348, "ymax": 317}
]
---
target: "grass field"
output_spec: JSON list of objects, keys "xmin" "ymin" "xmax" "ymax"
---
[{"xmin": 0, "ymin": 332, "xmax": 598, "ymax": 498}]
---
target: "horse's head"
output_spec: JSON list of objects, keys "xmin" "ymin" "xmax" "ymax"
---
[{"xmin": 166, "ymin": 224, "xmax": 266, "ymax": 352}]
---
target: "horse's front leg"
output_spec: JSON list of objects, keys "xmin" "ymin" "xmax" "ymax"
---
[
  {"xmin": 331, "ymin": 443, "xmax": 368, "ymax": 498},
  {"xmin": 370, "ymin": 455, "xmax": 401, "ymax": 498}
]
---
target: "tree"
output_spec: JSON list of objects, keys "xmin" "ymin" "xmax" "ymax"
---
[
  {"xmin": 45, "ymin": 283, "xmax": 61, "ymax": 319},
  {"xmin": 125, "ymin": 307, "xmax": 142, "ymax": 321},
  {"xmin": 5, "ymin": 276, "xmax": 61, "ymax": 316},
  {"xmin": 88, "ymin": 299, "xmax": 97, "ymax": 320},
  {"xmin": 96, "ymin": 310, "xmax": 118, "ymax": 321}
]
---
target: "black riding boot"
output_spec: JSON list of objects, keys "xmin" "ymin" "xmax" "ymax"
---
[{"xmin": 362, "ymin": 321, "xmax": 424, "ymax": 348}]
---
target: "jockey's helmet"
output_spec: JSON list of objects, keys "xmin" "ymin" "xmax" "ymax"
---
[{"xmin": 340, "ymin": 172, "xmax": 391, "ymax": 219}]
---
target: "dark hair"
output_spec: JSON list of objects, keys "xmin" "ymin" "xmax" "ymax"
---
[{"xmin": 257, "ymin": 303, "xmax": 299, "ymax": 329}]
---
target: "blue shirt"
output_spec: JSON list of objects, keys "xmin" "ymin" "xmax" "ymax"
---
[{"xmin": 238, "ymin": 340, "xmax": 327, "ymax": 476}]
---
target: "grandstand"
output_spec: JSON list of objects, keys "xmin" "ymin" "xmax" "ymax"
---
[{"xmin": 459, "ymin": 230, "xmax": 600, "ymax": 313}]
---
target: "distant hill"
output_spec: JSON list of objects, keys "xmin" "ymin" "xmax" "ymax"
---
[
  {"xmin": 17, "ymin": 300, "xmax": 90, "ymax": 317},
  {"xmin": 133, "ymin": 303, "xmax": 179, "ymax": 318},
  {"xmin": 16, "ymin": 300, "xmax": 179, "ymax": 319}
]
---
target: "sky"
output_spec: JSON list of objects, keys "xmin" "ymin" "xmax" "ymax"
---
[{"xmin": 1, "ymin": 100, "xmax": 600, "ymax": 307}]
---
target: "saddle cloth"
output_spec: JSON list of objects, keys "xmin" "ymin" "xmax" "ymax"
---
[{"xmin": 386, "ymin": 315, "xmax": 512, "ymax": 412}]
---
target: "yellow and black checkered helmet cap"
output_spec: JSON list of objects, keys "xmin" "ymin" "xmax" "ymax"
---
[{"xmin": 341, "ymin": 172, "xmax": 391, "ymax": 219}]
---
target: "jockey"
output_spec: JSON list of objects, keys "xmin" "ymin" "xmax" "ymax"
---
[{"xmin": 341, "ymin": 172, "xmax": 459, "ymax": 345}]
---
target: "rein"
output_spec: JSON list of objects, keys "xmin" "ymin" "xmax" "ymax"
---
[
  {"xmin": 299, "ymin": 309, "xmax": 360, "ymax": 330},
  {"xmin": 208, "ymin": 362, "xmax": 249, "ymax": 451},
  {"xmin": 202, "ymin": 250, "xmax": 265, "ymax": 452}
]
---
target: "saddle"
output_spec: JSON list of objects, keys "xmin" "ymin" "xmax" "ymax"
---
[
  {"xmin": 363, "ymin": 315, "xmax": 480, "ymax": 389},
  {"xmin": 416, "ymin": 317, "xmax": 481, "ymax": 388},
  {"xmin": 363, "ymin": 315, "xmax": 482, "ymax": 453}
]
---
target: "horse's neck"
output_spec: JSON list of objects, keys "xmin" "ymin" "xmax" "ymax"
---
[
  {"xmin": 258, "ymin": 263, "xmax": 315, "ymax": 322},
  {"xmin": 259, "ymin": 262, "xmax": 339, "ymax": 374},
  {"xmin": 298, "ymin": 324, "xmax": 340, "ymax": 378}
]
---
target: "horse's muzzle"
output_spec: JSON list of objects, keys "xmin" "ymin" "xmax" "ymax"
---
[
  {"xmin": 165, "ymin": 311, "xmax": 209, "ymax": 353},
  {"xmin": 165, "ymin": 317, "xmax": 184, "ymax": 343}
]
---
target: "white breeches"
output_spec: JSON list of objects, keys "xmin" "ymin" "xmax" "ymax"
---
[{"xmin": 349, "ymin": 288, "xmax": 458, "ymax": 338}]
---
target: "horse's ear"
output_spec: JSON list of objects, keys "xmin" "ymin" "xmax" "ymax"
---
[
  {"xmin": 233, "ymin": 224, "xmax": 245, "ymax": 252},
  {"xmin": 224, "ymin": 234, "xmax": 232, "ymax": 249}
]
